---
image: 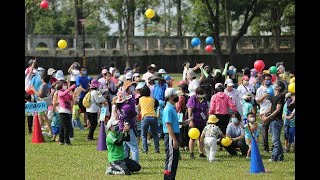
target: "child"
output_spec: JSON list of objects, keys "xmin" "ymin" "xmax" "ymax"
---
[
  {"xmin": 105, "ymin": 119, "xmax": 141, "ymax": 175},
  {"xmin": 243, "ymin": 112, "xmax": 262, "ymax": 158},
  {"xmin": 283, "ymin": 93, "xmax": 292, "ymax": 152},
  {"xmin": 285, "ymin": 93, "xmax": 295, "ymax": 153},
  {"xmin": 72, "ymin": 100, "xmax": 84, "ymax": 130},
  {"xmin": 200, "ymin": 115, "xmax": 224, "ymax": 162},
  {"xmin": 50, "ymin": 106, "xmax": 61, "ymax": 142},
  {"xmin": 25, "ymin": 94, "xmax": 33, "ymax": 134},
  {"xmin": 241, "ymin": 93, "xmax": 254, "ymax": 125}
]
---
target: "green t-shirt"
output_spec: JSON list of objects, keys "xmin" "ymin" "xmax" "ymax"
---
[
  {"xmin": 72, "ymin": 105, "xmax": 80, "ymax": 120},
  {"xmin": 106, "ymin": 131, "xmax": 125, "ymax": 163}
]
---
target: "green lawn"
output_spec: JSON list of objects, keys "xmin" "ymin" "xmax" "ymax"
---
[
  {"xmin": 26, "ymin": 123, "xmax": 294, "ymax": 180},
  {"xmin": 26, "ymin": 73, "xmax": 295, "ymax": 179}
]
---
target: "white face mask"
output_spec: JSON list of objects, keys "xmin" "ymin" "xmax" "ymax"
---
[
  {"xmin": 62, "ymin": 85, "xmax": 68, "ymax": 90},
  {"xmin": 248, "ymin": 117, "xmax": 255, "ymax": 122}
]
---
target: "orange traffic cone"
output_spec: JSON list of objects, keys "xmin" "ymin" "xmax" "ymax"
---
[{"xmin": 32, "ymin": 113, "xmax": 44, "ymax": 143}]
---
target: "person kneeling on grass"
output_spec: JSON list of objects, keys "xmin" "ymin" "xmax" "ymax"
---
[{"xmin": 105, "ymin": 119, "xmax": 141, "ymax": 175}]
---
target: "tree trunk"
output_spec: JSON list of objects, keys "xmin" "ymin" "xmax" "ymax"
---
[
  {"xmin": 74, "ymin": 0, "xmax": 80, "ymax": 61},
  {"xmin": 213, "ymin": 0, "xmax": 223, "ymax": 69},
  {"xmin": 176, "ymin": 0, "xmax": 182, "ymax": 36},
  {"xmin": 168, "ymin": 1, "xmax": 171, "ymax": 36},
  {"xmin": 164, "ymin": 0, "xmax": 167, "ymax": 36}
]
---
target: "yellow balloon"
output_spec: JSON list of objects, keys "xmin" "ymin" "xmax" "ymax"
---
[
  {"xmin": 58, "ymin": 39, "xmax": 67, "ymax": 49},
  {"xmin": 290, "ymin": 77, "xmax": 295, "ymax": 84},
  {"xmin": 288, "ymin": 83, "xmax": 295, "ymax": 93},
  {"xmin": 145, "ymin": 8, "xmax": 155, "ymax": 19},
  {"xmin": 221, "ymin": 137, "xmax": 232, "ymax": 147},
  {"xmin": 188, "ymin": 128, "xmax": 200, "ymax": 139}
]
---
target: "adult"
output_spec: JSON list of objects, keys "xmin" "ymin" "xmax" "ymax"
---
[
  {"xmin": 67, "ymin": 62, "xmax": 80, "ymax": 87},
  {"xmin": 199, "ymin": 65, "xmax": 215, "ymax": 102},
  {"xmin": 255, "ymin": 73, "xmax": 272, "ymax": 152},
  {"xmin": 187, "ymin": 70, "xmax": 199, "ymax": 97},
  {"xmin": 182, "ymin": 62, "xmax": 202, "ymax": 83},
  {"xmin": 76, "ymin": 67, "xmax": 90, "ymax": 127},
  {"xmin": 187, "ymin": 86, "xmax": 208, "ymax": 158},
  {"xmin": 209, "ymin": 84, "xmax": 237, "ymax": 134},
  {"xmin": 223, "ymin": 111, "xmax": 248, "ymax": 156},
  {"xmin": 132, "ymin": 63, "xmax": 141, "ymax": 74},
  {"xmin": 86, "ymin": 79, "xmax": 107, "ymax": 141},
  {"xmin": 224, "ymin": 79, "xmax": 243, "ymax": 117},
  {"xmin": 138, "ymin": 86, "xmax": 160, "ymax": 154},
  {"xmin": 142, "ymin": 65, "xmax": 155, "ymax": 87},
  {"xmin": 162, "ymin": 88, "xmax": 180, "ymax": 180},
  {"xmin": 176, "ymin": 83, "xmax": 189, "ymax": 151},
  {"xmin": 261, "ymin": 81, "xmax": 286, "ymax": 162}
]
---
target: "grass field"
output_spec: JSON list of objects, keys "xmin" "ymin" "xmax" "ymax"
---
[{"xmin": 25, "ymin": 73, "xmax": 295, "ymax": 180}]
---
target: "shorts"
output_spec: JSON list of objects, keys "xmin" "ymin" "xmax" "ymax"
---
[
  {"xmin": 288, "ymin": 127, "xmax": 295, "ymax": 144},
  {"xmin": 78, "ymin": 98, "xmax": 86, "ymax": 113},
  {"xmin": 284, "ymin": 125, "xmax": 290, "ymax": 140},
  {"xmin": 52, "ymin": 126, "xmax": 60, "ymax": 135}
]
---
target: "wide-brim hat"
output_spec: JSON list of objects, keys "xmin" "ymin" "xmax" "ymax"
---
[
  {"xmin": 89, "ymin": 79, "xmax": 100, "ymax": 89},
  {"xmin": 116, "ymin": 91, "xmax": 132, "ymax": 103},
  {"xmin": 208, "ymin": 115, "xmax": 219, "ymax": 123}
]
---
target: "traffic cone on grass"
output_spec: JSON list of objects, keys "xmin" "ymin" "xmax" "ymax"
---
[
  {"xmin": 250, "ymin": 137, "xmax": 265, "ymax": 173},
  {"xmin": 97, "ymin": 120, "xmax": 107, "ymax": 151},
  {"xmin": 32, "ymin": 114, "xmax": 44, "ymax": 143}
]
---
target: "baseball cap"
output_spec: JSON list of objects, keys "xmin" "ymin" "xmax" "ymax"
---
[
  {"xmin": 37, "ymin": 67, "xmax": 45, "ymax": 71},
  {"xmin": 165, "ymin": 88, "xmax": 180, "ymax": 98},
  {"xmin": 214, "ymin": 83, "xmax": 223, "ymax": 89},
  {"xmin": 158, "ymin": 69, "xmax": 166, "ymax": 74},
  {"xmin": 132, "ymin": 73, "xmax": 140, "ymax": 78},
  {"xmin": 101, "ymin": 69, "xmax": 108, "ymax": 74},
  {"xmin": 135, "ymin": 82, "xmax": 146, "ymax": 90},
  {"xmin": 106, "ymin": 119, "xmax": 119, "ymax": 130},
  {"xmin": 224, "ymin": 79, "xmax": 234, "ymax": 86}
]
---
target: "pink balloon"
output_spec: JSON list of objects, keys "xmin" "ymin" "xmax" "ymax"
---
[
  {"xmin": 40, "ymin": 0, "xmax": 49, "ymax": 9},
  {"xmin": 254, "ymin": 60, "xmax": 265, "ymax": 72},
  {"xmin": 205, "ymin": 45, "xmax": 213, "ymax": 52}
]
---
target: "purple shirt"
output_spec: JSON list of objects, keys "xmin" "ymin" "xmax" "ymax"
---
[
  {"xmin": 186, "ymin": 95, "xmax": 208, "ymax": 127},
  {"xmin": 117, "ymin": 98, "xmax": 137, "ymax": 131}
]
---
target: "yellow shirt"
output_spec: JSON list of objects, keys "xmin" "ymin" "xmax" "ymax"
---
[{"xmin": 138, "ymin": 96, "xmax": 156, "ymax": 118}]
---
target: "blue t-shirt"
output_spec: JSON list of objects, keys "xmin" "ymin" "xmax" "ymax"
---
[
  {"xmin": 31, "ymin": 75, "xmax": 42, "ymax": 100},
  {"xmin": 162, "ymin": 103, "xmax": 180, "ymax": 134},
  {"xmin": 153, "ymin": 84, "xmax": 166, "ymax": 101},
  {"xmin": 242, "ymin": 100, "xmax": 253, "ymax": 119},
  {"xmin": 76, "ymin": 75, "xmax": 90, "ymax": 98}
]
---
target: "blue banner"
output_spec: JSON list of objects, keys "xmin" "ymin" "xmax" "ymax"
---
[{"xmin": 25, "ymin": 102, "xmax": 47, "ymax": 113}]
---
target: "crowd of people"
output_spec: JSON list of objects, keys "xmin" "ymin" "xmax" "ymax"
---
[{"xmin": 25, "ymin": 59, "xmax": 295, "ymax": 178}]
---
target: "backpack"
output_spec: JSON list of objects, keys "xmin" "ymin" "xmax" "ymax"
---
[{"xmin": 82, "ymin": 91, "xmax": 91, "ymax": 108}]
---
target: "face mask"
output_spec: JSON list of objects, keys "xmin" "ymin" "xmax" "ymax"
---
[
  {"xmin": 115, "ymin": 72, "xmax": 120, "ymax": 78},
  {"xmin": 248, "ymin": 117, "xmax": 255, "ymax": 122},
  {"xmin": 197, "ymin": 94, "xmax": 206, "ymax": 99},
  {"xmin": 173, "ymin": 96, "xmax": 179, "ymax": 102},
  {"xmin": 82, "ymin": 70, "xmax": 87, "ymax": 75},
  {"xmin": 265, "ymin": 80, "xmax": 272, "ymax": 86},
  {"xmin": 231, "ymin": 117, "xmax": 238, "ymax": 124},
  {"xmin": 62, "ymin": 85, "xmax": 68, "ymax": 90},
  {"xmin": 38, "ymin": 71, "xmax": 44, "ymax": 76},
  {"xmin": 243, "ymin": 81, "xmax": 249, "ymax": 86},
  {"xmin": 154, "ymin": 80, "xmax": 159, "ymax": 85}
]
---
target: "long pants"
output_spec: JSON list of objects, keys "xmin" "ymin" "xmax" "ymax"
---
[
  {"xmin": 124, "ymin": 129, "xmax": 140, "ymax": 163},
  {"xmin": 107, "ymin": 158, "xmax": 141, "ymax": 175},
  {"xmin": 164, "ymin": 133, "xmax": 180, "ymax": 180},
  {"xmin": 179, "ymin": 126, "xmax": 189, "ymax": 148},
  {"xmin": 87, "ymin": 112, "xmax": 98, "ymax": 139},
  {"xmin": 59, "ymin": 113, "xmax": 72, "ymax": 144},
  {"xmin": 27, "ymin": 116, "xmax": 33, "ymax": 133},
  {"xmin": 204, "ymin": 137, "xmax": 217, "ymax": 161},
  {"xmin": 141, "ymin": 116, "xmax": 159, "ymax": 153},
  {"xmin": 270, "ymin": 119, "xmax": 284, "ymax": 161},
  {"xmin": 261, "ymin": 118, "xmax": 271, "ymax": 151},
  {"xmin": 223, "ymin": 138, "xmax": 248, "ymax": 156},
  {"xmin": 215, "ymin": 114, "xmax": 230, "ymax": 135}
]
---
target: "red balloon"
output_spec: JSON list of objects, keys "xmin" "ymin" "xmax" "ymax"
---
[
  {"xmin": 205, "ymin": 45, "xmax": 213, "ymax": 52},
  {"xmin": 26, "ymin": 88, "xmax": 34, "ymax": 95},
  {"xmin": 40, "ymin": 0, "xmax": 49, "ymax": 9},
  {"xmin": 254, "ymin": 60, "xmax": 265, "ymax": 72},
  {"xmin": 271, "ymin": 74, "xmax": 276, "ymax": 82}
]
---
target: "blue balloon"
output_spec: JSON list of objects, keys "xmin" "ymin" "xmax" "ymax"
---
[
  {"xmin": 164, "ymin": 74, "xmax": 171, "ymax": 81},
  {"xmin": 266, "ymin": 87, "xmax": 274, "ymax": 97},
  {"xmin": 205, "ymin": 36, "xmax": 214, "ymax": 44},
  {"xmin": 191, "ymin": 37, "xmax": 200, "ymax": 47}
]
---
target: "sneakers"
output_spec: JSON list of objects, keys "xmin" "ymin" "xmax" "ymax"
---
[
  {"xmin": 105, "ymin": 167, "xmax": 113, "ymax": 175},
  {"xmin": 199, "ymin": 153, "xmax": 206, "ymax": 158},
  {"xmin": 190, "ymin": 153, "xmax": 195, "ymax": 159},
  {"xmin": 163, "ymin": 170, "xmax": 171, "ymax": 175},
  {"xmin": 147, "ymin": 140, "xmax": 151, "ymax": 145}
]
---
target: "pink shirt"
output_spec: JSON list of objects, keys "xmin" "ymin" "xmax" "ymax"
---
[
  {"xmin": 58, "ymin": 85, "xmax": 76, "ymax": 113},
  {"xmin": 209, "ymin": 92, "xmax": 237, "ymax": 115}
]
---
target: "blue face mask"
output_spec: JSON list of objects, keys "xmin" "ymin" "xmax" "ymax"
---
[
  {"xmin": 154, "ymin": 80, "xmax": 159, "ymax": 85},
  {"xmin": 82, "ymin": 70, "xmax": 87, "ymax": 75},
  {"xmin": 231, "ymin": 117, "xmax": 238, "ymax": 124},
  {"xmin": 265, "ymin": 80, "xmax": 272, "ymax": 86}
]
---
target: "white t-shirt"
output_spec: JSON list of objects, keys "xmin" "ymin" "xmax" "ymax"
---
[
  {"xmin": 255, "ymin": 86, "xmax": 271, "ymax": 115},
  {"xmin": 70, "ymin": 69, "xmax": 80, "ymax": 82},
  {"xmin": 188, "ymin": 79, "xmax": 199, "ymax": 96},
  {"xmin": 224, "ymin": 88, "xmax": 243, "ymax": 117},
  {"xmin": 182, "ymin": 68, "xmax": 190, "ymax": 81},
  {"xmin": 142, "ymin": 71, "xmax": 154, "ymax": 86},
  {"xmin": 237, "ymin": 84, "xmax": 254, "ymax": 98}
]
